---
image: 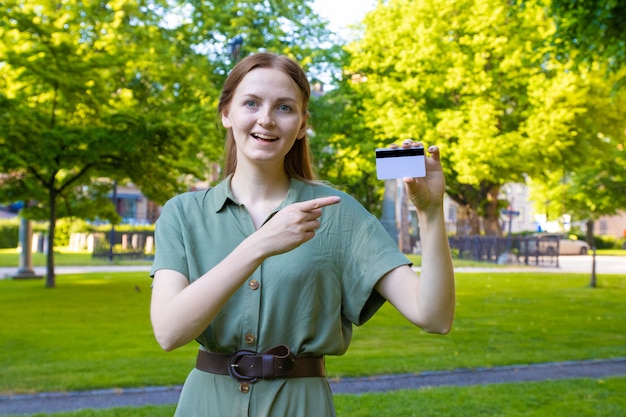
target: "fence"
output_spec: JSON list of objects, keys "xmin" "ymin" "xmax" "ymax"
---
[
  {"xmin": 70, "ymin": 231, "xmax": 155, "ymax": 260},
  {"xmin": 448, "ymin": 235, "xmax": 559, "ymax": 267}
]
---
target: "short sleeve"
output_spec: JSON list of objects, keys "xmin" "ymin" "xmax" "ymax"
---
[
  {"xmin": 150, "ymin": 195, "xmax": 190, "ymax": 279},
  {"xmin": 327, "ymin": 194, "xmax": 411, "ymax": 326}
]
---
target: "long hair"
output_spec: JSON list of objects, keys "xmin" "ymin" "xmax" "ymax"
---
[{"xmin": 218, "ymin": 52, "xmax": 316, "ymax": 181}]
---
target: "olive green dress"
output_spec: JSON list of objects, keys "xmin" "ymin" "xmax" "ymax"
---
[{"xmin": 150, "ymin": 177, "xmax": 410, "ymax": 417}]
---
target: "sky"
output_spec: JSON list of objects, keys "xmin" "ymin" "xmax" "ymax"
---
[{"xmin": 312, "ymin": 0, "xmax": 377, "ymax": 36}]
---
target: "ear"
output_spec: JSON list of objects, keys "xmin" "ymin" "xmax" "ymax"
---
[
  {"xmin": 221, "ymin": 110, "xmax": 232, "ymax": 129},
  {"xmin": 296, "ymin": 111, "xmax": 309, "ymax": 140}
]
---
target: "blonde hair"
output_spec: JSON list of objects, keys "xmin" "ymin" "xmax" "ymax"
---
[{"xmin": 218, "ymin": 52, "xmax": 316, "ymax": 181}]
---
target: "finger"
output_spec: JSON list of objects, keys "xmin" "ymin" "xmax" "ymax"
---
[
  {"xmin": 400, "ymin": 139, "xmax": 424, "ymax": 149},
  {"xmin": 427, "ymin": 145, "xmax": 441, "ymax": 161},
  {"xmin": 403, "ymin": 177, "xmax": 419, "ymax": 193},
  {"xmin": 297, "ymin": 196, "xmax": 341, "ymax": 212}
]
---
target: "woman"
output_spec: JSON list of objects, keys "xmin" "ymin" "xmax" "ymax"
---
[{"xmin": 150, "ymin": 52, "xmax": 455, "ymax": 417}]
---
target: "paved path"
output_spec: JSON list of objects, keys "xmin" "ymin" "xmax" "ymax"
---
[{"xmin": 1, "ymin": 358, "xmax": 625, "ymax": 416}]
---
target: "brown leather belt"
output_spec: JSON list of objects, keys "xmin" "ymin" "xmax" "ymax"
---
[{"xmin": 196, "ymin": 344, "xmax": 325, "ymax": 384}]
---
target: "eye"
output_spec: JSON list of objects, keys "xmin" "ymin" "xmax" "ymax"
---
[
  {"xmin": 244, "ymin": 100, "xmax": 257, "ymax": 108},
  {"xmin": 277, "ymin": 104, "xmax": 292, "ymax": 112}
]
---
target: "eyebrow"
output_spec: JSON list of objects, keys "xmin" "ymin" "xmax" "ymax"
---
[{"xmin": 242, "ymin": 93, "xmax": 298, "ymax": 104}]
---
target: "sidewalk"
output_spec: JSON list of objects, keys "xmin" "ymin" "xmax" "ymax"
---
[{"xmin": 1, "ymin": 358, "xmax": 625, "ymax": 415}]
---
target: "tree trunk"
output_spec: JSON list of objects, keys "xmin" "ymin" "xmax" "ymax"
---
[
  {"xmin": 585, "ymin": 219, "xmax": 595, "ymax": 247},
  {"xmin": 483, "ymin": 186, "xmax": 502, "ymax": 236},
  {"xmin": 469, "ymin": 210, "xmax": 481, "ymax": 235},
  {"xmin": 457, "ymin": 205, "xmax": 481, "ymax": 235},
  {"xmin": 45, "ymin": 190, "xmax": 57, "ymax": 288}
]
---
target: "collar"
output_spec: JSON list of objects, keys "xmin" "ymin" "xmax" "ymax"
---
[{"xmin": 208, "ymin": 175, "xmax": 311, "ymax": 213}]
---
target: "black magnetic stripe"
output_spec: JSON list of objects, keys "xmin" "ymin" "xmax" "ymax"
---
[{"xmin": 375, "ymin": 148, "xmax": 425, "ymax": 158}]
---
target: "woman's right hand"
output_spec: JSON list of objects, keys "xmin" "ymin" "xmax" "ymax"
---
[
  {"xmin": 151, "ymin": 195, "xmax": 341, "ymax": 351},
  {"xmin": 253, "ymin": 196, "xmax": 341, "ymax": 257}
]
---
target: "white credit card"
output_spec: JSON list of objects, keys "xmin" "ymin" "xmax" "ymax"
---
[{"xmin": 375, "ymin": 147, "xmax": 426, "ymax": 180}]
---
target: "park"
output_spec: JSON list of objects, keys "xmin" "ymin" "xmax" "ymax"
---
[{"xmin": 1, "ymin": 0, "xmax": 626, "ymax": 415}]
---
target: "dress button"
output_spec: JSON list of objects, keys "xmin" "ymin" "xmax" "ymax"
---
[
  {"xmin": 239, "ymin": 383, "xmax": 250, "ymax": 393},
  {"xmin": 249, "ymin": 280, "xmax": 259, "ymax": 290},
  {"xmin": 245, "ymin": 333, "xmax": 255, "ymax": 344}
]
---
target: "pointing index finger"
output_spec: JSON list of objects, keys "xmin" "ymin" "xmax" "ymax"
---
[{"xmin": 298, "ymin": 196, "xmax": 341, "ymax": 211}]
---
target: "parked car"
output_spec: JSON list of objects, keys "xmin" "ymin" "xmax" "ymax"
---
[{"xmin": 538, "ymin": 234, "xmax": 590, "ymax": 255}]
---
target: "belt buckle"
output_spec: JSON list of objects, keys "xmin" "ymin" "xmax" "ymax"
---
[{"xmin": 228, "ymin": 350, "xmax": 260, "ymax": 384}]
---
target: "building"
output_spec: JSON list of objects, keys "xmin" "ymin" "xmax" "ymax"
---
[
  {"xmin": 597, "ymin": 212, "xmax": 626, "ymax": 239},
  {"xmin": 499, "ymin": 183, "xmax": 540, "ymax": 234},
  {"xmin": 110, "ymin": 183, "xmax": 160, "ymax": 225}
]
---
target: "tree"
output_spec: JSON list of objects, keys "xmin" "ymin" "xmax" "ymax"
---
[
  {"xmin": 545, "ymin": 0, "xmax": 626, "ymax": 78},
  {"xmin": 0, "ymin": 0, "xmax": 207, "ymax": 287},
  {"xmin": 170, "ymin": 0, "xmax": 339, "ymax": 79},
  {"xmin": 0, "ymin": 0, "xmax": 337, "ymax": 287},
  {"xmin": 344, "ymin": 0, "xmax": 610, "ymax": 235},
  {"xmin": 529, "ymin": 67, "xmax": 626, "ymax": 238}
]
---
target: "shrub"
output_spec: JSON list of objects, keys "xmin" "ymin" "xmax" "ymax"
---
[
  {"xmin": 0, "ymin": 219, "xmax": 19, "ymax": 249},
  {"xmin": 593, "ymin": 235, "xmax": 618, "ymax": 250}
]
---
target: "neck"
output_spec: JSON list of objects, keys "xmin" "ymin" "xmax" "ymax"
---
[{"xmin": 230, "ymin": 165, "xmax": 290, "ymax": 205}]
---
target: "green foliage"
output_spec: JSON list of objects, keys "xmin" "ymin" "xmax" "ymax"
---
[
  {"xmin": 51, "ymin": 218, "xmax": 73, "ymax": 248},
  {"xmin": 546, "ymin": 0, "xmax": 626, "ymax": 79},
  {"xmin": 567, "ymin": 139, "xmax": 626, "ymax": 219},
  {"xmin": 0, "ymin": 0, "xmax": 205, "ymax": 208},
  {"xmin": 309, "ymin": 72, "xmax": 385, "ymax": 216},
  {"xmin": 345, "ymin": 0, "xmax": 626, "ymax": 234},
  {"xmin": 0, "ymin": 217, "xmax": 156, "ymax": 251},
  {"xmin": 0, "ymin": 0, "xmax": 338, "ymax": 284},
  {"xmin": 89, "ymin": 223, "xmax": 155, "ymax": 233},
  {"xmin": 591, "ymin": 234, "xmax": 622, "ymax": 250},
  {"xmin": 529, "ymin": 74, "xmax": 626, "ymax": 228},
  {"xmin": 345, "ymin": 0, "xmax": 556, "ymax": 234},
  {"xmin": 0, "ymin": 218, "xmax": 19, "ymax": 249}
]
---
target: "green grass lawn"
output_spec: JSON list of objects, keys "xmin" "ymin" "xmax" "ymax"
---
[
  {"xmin": 0, "ymin": 248, "xmax": 152, "ymax": 267},
  {"xmin": 0, "ymin": 247, "xmax": 546, "ymax": 268},
  {"xmin": 1, "ymin": 271, "xmax": 624, "ymax": 393},
  {"xmin": 7, "ymin": 376, "xmax": 625, "ymax": 417},
  {"xmin": 1, "ymin": 269, "xmax": 624, "ymax": 416}
]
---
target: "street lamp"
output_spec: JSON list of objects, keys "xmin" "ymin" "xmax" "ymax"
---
[{"xmin": 108, "ymin": 181, "xmax": 118, "ymax": 262}]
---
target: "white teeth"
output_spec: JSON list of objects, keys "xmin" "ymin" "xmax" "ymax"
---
[{"xmin": 253, "ymin": 133, "xmax": 278, "ymax": 141}]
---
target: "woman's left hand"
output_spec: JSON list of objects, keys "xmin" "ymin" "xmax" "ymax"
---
[{"xmin": 390, "ymin": 140, "xmax": 446, "ymax": 212}]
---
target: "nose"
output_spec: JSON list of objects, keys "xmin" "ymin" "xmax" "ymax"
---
[{"xmin": 257, "ymin": 109, "xmax": 275, "ymax": 127}]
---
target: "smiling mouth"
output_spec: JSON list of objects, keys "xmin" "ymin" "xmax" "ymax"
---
[{"xmin": 252, "ymin": 133, "xmax": 279, "ymax": 142}]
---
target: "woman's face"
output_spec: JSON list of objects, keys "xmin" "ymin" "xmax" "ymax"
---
[{"xmin": 221, "ymin": 67, "xmax": 308, "ymax": 170}]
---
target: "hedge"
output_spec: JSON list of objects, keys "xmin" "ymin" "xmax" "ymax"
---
[
  {"xmin": 0, "ymin": 219, "xmax": 19, "ymax": 249},
  {"xmin": 0, "ymin": 218, "xmax": 155, "ymax": 249}
]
